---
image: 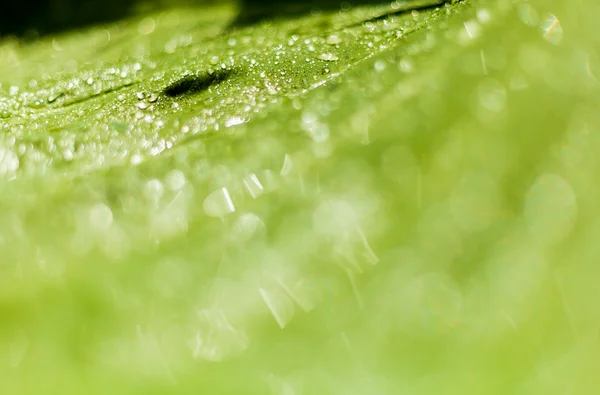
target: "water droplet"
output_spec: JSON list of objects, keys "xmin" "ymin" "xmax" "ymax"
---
[
  {"xmin": 518, "ymin": 3, "xmax": 539, "ymax": 27},
  {"xmin": 317, "ymin": 53, "xmax": 339, "ymax": 62},
  {"xmin": 313, "ymin": 199, "xmax": 358, "ymax": 237},
  {"xmin": 190, "ymin": 309, "xmax": 249, "ymax": 361},
  {"xmin": 147, "ymin": 93, "xmax": 158, "ymax": 103},
  {"xmin": 356, "ymin": 228, "xmax": 379, "ymax": 266},
  {"xmin": 143, "ymin": 179, "xmax": 164, "ymax": 205},
  {"xmin": 224, "ymin": 116, "xmax": 245, "ymax": 127},
  {"xmin": 462, "ymin": 20, "xmax": 481, "ymax": 40},
  {"xmin": 131, "ymin": 154, "xmax": 143, "ymax": 165},
  {"xmin": 326, "ymin": 35, "xmax": 343, "ymax": 45},
  {"xmin": 302, "ymin": 111, "xmax": 329, "ymax": 142},
  {"xmin": 138, "ymin": 17, "xmax": 155, "ymax": 35},
  {"xmin": 89, "ymin": 203, "xmax": 113, "ymax": 232},
  {"xmin": 259, "ymin": 287, "xmax": 295, "ymax": 329},
  {"xmin": 277, "ymin": 277, "xmax": 320, "ymax": 313},
  {"xmin": 280, "ymin": 154, "xmax": 293, "ymax": 176},
  {"xmin": 477, "ymin": 8, "xmax": 492, "ymax": 24},
  {"xmin": 209, "ymin": 56, "xmax": 220, "ymax": 65},
  {"xmin": 478, "ymin": 79, "xmax": 506, "ymax": 112},
  {"xmin": 165, "ymin": 169, "xmax": 186, "ymax": 191},
  {"xmin": 230, "ymin": 213, "xmax": 264, "ymax": 243},
  {"xmin": 0, "ymin": 147, "xmax": 19, "ymax": 178},
  {"xmin": 136, "ymin": 92, "xmax": 146, "ymax": 100},
  {"xmin": 203, "ymin": 187, "xmax": 235, "ymax": 217},
  {"xmin": 265, "ymin": 82, "xmax": 278, "ymax": 95},
  {"xmin": 243, "ymin": 173, "xmax": 264, "ymax": 199},
  {"xmin": 541, "ymin": 14, "xmax": 563, "ymax": 45},
  {"xmin": 52, "ymin": 39, "xmax": 63, "ymax": 51},
  {"xmin": 137, "ymin": 101, "xmax": 150, "ymax": 110},
  {"xmin": 398, "ymin": 58, "xmax": 414, "ymax": 73}
]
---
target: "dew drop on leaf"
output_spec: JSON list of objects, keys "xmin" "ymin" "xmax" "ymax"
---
[{"xmin": 317, "ymin": 53, "xmax": 339, "ymax": 61}]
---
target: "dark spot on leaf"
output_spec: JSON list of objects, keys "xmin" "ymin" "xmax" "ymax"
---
[{"xmin": 163, "ymin": 69, "xmax": 232, "ymax": 98}]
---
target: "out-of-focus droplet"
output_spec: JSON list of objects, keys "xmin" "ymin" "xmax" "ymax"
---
[
  {"xmin": 259, "ymin": 287, "xmax": 295, "ymax": 329},
  {"xmin": 461, "ymin": 20, "xmax": 481, "ymax": 41},
  {"xmin": 518, "ymin": 3, "xmax": 539, "ymax": 27},
  {"xmin": 143, "ymin": 179, "xmax": 164, "ymax": 205},
  {"xmin": 374, "ymin": 60, "xmax": 386, "ymax": 72},
  {"xmin": 585, "ymin": 52, "xmax": 600, "ymax": 83},
  {"xmin": 524, "ymin": 174, "xmax": 577, "ymax": 245},
  {"xmin": 278, "ymin": 277, "xmax": 320, "ymax": 313},
  {"xmin": 0, "ymin": 148, "xmax": 19, "ymax": 178},
  {"xmin": 356, "ymin": 228, "xmax": 379, "ymax": 266},
  {"xmin": 243, "ymin": 173, "xmax": 264, "ymax": 199},
  {"xmin": 313, "ymin": 199, "xmax": 358, "ymax": 237},
  {"xmin": 398, "ymin": 58, "xmax": 413, "ymax": 73},
  {"xmin": 138, "ymin": 17, "xmax": 155, "ymax": 35},
  {"xmin": 326, "ymin": 35, "xmax": 343, "ymax": 45},
  {"xmin": 103, "ymin": 224, "xmax": 130, "ymax": 261},
  {"xmin": 224, "ymin": 116, "xmax": 245, "ymax": 127},
  {"xmin": 301, "ymin": 112, "xmax": 329, "ymax": 142},
  {"xmin": 280, "ymin": 154, "xmax": 293, "ymax": 176},
  {"xmin": 317, "ymin": 53, "xmax": 339, "ymax": 61},
  {"xmin": 478, "ymin": 79, "xmax": 506, "ymax": 113},
  {"xmin": 150, "ymin": 192, "xmax": 188, "ymax": 239},
  {"xmin": 203, "ymin": 187, "xmax": 235, "ymax": 217},
  {"xmin": 89, "ymin": 203, "xmax": 113, "ymax": 232},
  {"xmin": 230, "ymin": 213, "xmax": 264, "ymax": 243},
  {"xmin": 52, "ymin": 39, "xmax": 63, "ymax": 51},
  {"xmin": 257, "ymin": 170, "xmax": 280, "ymax": 193},
  {"xmin": 190, "ymin": 309, "xmax": 249, "ymax": 361},
  {"xmin": 165, "ymin": 169, "xmax": 186, "ymax": 191},
  {"xmin": 477, "ymin": 8, "xmax": 491, "ymax": 24},
  {"xmin": 541, "ymin": 14, "xmax": 563, "ymax": 45}
]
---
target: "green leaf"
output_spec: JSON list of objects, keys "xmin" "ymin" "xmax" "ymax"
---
[{"xmin": 1, "ymin": 0, "xmax": 600, "ymax": 394}]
